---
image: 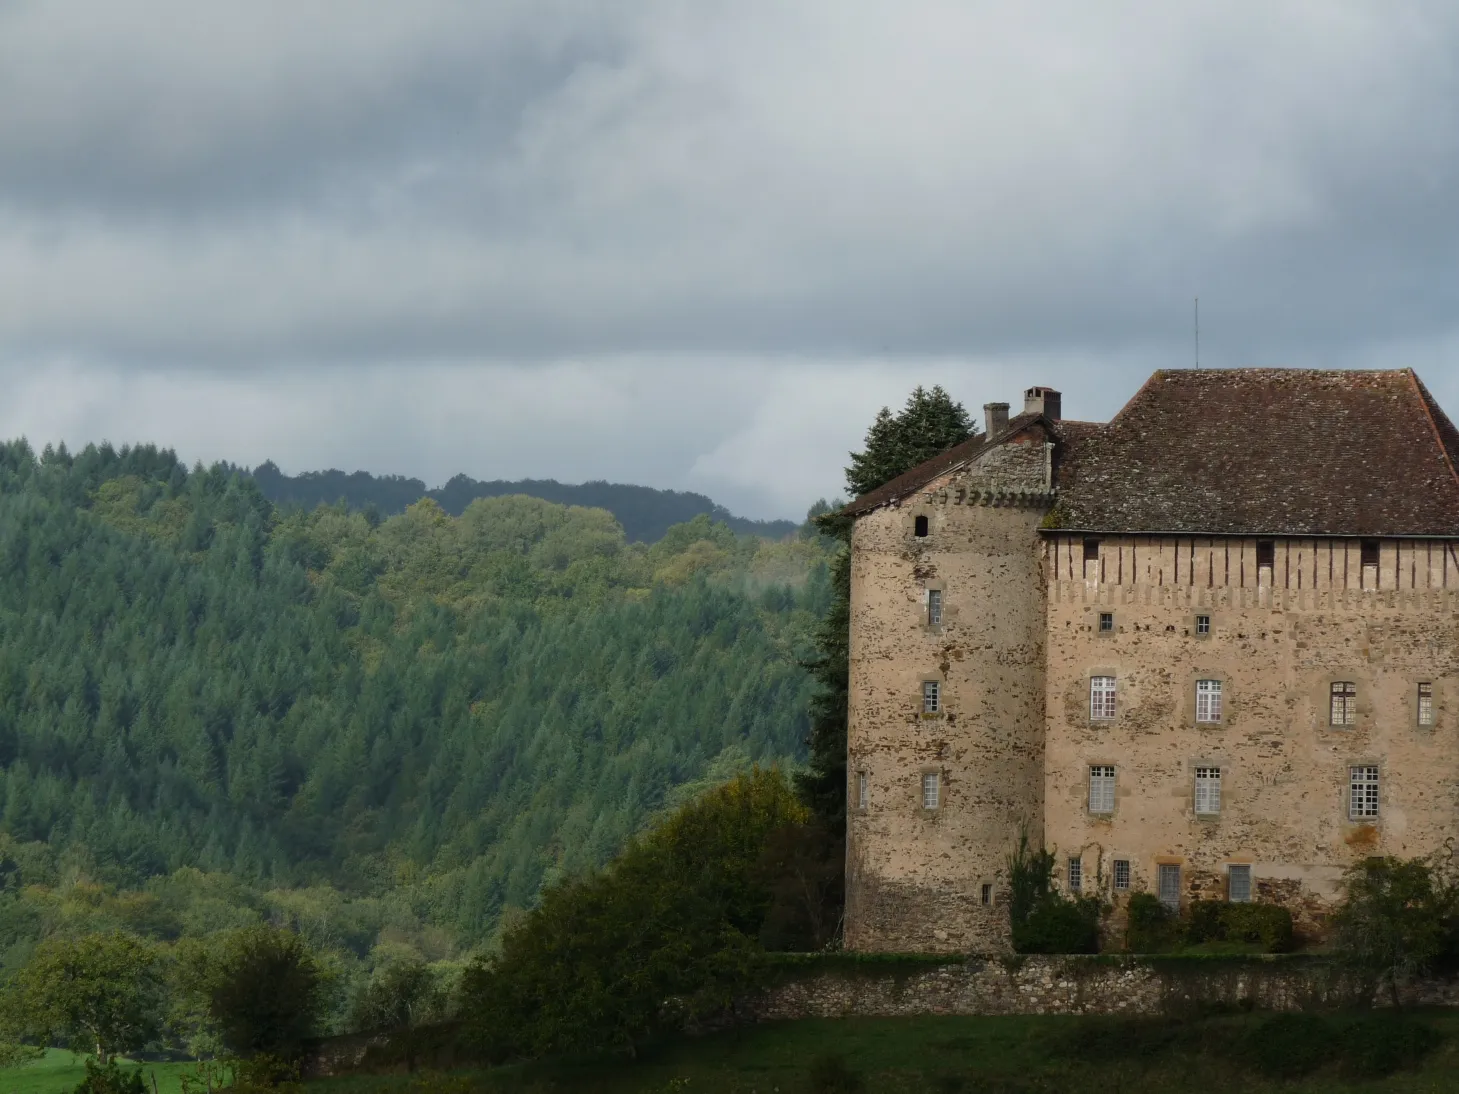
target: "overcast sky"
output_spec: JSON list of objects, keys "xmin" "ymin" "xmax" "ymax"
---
[{"xmin": 3, "ymin": 2, "xmax": 1458, "ymax": 519}]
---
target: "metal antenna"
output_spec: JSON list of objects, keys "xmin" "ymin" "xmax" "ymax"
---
[{"xmin": 1194, "ymin": 297, "xmax": 1199, "ymax": 369}]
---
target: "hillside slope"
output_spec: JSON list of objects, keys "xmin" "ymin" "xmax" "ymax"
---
[
  {"xmin": 246, "ymin": 462, "xmax": 799, "ymax": 543},
  {"xmin": 0, "ymin": 441, "xmax": 829, "ymax": 944}
]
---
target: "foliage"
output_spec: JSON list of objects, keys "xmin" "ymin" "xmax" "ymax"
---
[
  {"xmin": 0, "ymin": 931, "xmax": 162, "ymax": 1062},
  {"xmin": 349, "ymin": 958, "xmax": 447, "ymax": 1071},
  {"xmin": 204, "ymin": 926, "xmax": 325, "ymax": 1063},
  {"xmin": 0, "ymin": 439, "xmax": 831, "ymax": 957},
  {"xmin": 842, "ymin": 386, "xmax": 976, "ymax": 500},
  {"xmin": 1330, "ymin": 855, "xmax": 1457, "ymax": 1006},
  {"xmin": 248, "ymin": 462, "xmax": 798, "ymax": 544},
  {"xmin": 1124, "ymin": 893, "xmax": 1177, "ymax": 953},
  {"xmin": 754, "ymin": 818, "xmax": 844, "ymax": 952},
  {"xmin": 461, "ymin": 769, "xmax": 807, "ymax": 1059},
  {"xmin": 797, "ymin": 385, "xmax": 976, "ymax": 838},
  {"xmin": 1184, "ymin": 900, "xmax": 1294, "ymax": 953},
  {"xmin": 69, "ymin": 1057, "xmax": 146, "ymax": 1094},
  {"xmin": 1003, "ymin": 832, "xmax": 1100, "ymax": 954}
]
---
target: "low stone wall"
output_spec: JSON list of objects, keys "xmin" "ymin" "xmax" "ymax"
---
[{"xmin": 751, "ymin": 956, "xmax": 1459, "ymax": 1021}]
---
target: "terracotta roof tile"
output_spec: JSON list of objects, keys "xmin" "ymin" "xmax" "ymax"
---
[
  {"xmin": 845, "ymin": 369, "xmax": 1459, "ymax": 537},
  {"xmin": 1053, "ymin": 368, "xmax": 1459, "ymax": 536}
]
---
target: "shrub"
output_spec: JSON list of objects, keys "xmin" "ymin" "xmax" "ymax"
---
[
  {"xmin": 1220, "ymin": 902, "xmax": 1294, "ymax": 952},
  {"xmin": 72, "ymin": 1058, "xmax": 147, "ymax": 1094},
  {"xmin": 1125, "ymin": 893, "xmax": 1176, "ymax": 952},
  {"xmin": 1013, "ymin": 896, "xmax": 1101, "ymax": 954},
  {"xmin": 1331, "ymin": 855, "xmax": 1456, "ymax": 1006},
  {"xmin": 1336, "ymin": 1012, "xmax": 1443, "ymax": 1079},
  {"xmin": 1238, "ymin": 1012, "xmax": 1333, "ymax": 1080}
]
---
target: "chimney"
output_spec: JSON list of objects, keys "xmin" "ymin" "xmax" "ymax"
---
[
  {"xmin": 1024, "ymin": 386, "xmax": 1062, "ymax": 421},
  {"xmin": 983, "ymin": 402, "xmax": 1010, "ymax": 436}
]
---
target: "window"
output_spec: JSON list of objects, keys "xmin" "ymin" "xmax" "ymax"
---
[
  {"xmin": 1098, "ymin": 612, "xmax": 1114, "ymax": 633},
  {"xmin": 1090, "ymin": 676, "xmax": 1116, "ymax": 720},
  {"xmin": 1228, "ymin": 864, "xmax": 1253, "ymax": 903},
  {"xmin": 981, "ymin": 883, "xmax": 993, "ymax": 906},
  {"xmin": 1330, "ymin": 681, "xmax": 1357, "ymax": 726},
  {"xmin": 1083, "ymin": 538, "xmax": 1100, "ymax": 561},
  {"xmin": 1088, "ymin": 765, "xmax": 1116, "ymax": 814},
  {"xmin": 1349, "ymin": 765, "xmax": 1379, "ymax": 820},
  {"xmin": 921, "ymin": 772, "xmax": 940, "ymax": 810},
  {"xmin": 1361, "ymin": 540, "xmax": 1380, "ymax": 567},
  {"xmin": 922, "ymin": 680, "xmax": 941, "ymax": 714},
  {"xmin": 1195, "ymin": 680, "xmax": 1223, "ymax": 724},
  {"xmin": 1113, "ymin": 859, "xmax": 1131, "ymax": 891},
  {"xmin": 1419, "ymin": 682, "xmax": 1435, "ymax": 727},
  {"xmin": 857, "ymin": 772, "xmax": 869, "ymax": 810},
  {"xmin": 1256, "ymin": 540, "xmax": 1275, "ymax": 568},
  {"xmin": 927, "ymin": 588, "xmax": 943, "ymax": 626},
  {"xmin": 1068, "ymin": 857, "xmax": 1082, "ymax": 892},
  {"xmin": 1158, "ymin": 864, "xmax": 1181, "ymax": 910},
  {"xmin": 1195, "ymin": 614, "xmax": 1211, "ymax": 636},
  {"xmin": 1194, "ymin": 766, "xmax": 1222, "ymax": 815},
  {"xmin": 914, "ymin": 515, "xmax": 929, "ymax": 538}
]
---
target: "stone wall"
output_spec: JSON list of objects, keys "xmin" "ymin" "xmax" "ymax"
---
[
  {"xmin": 752, "ymin": 956, "xmax": 1459, "ymax": 1022},
  {"xmin": 844, "ymin": 428, "xmax": 1054, "ymax": 954},
  {"xmin": 1043, "ymin": 533, "xmax": 1459, "ymax": 936}
]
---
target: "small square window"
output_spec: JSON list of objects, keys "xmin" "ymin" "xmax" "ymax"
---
[
  {"xmin": 927, "ymin": 588, "xmax": 943, "ymax": 626},
  {"xmin": 1349, "ymin": 765, "xmax": 1379, "ymax": 820},
  {"xmin": 921, "ymin": 772, "xmax": 940, "ymax": 810},
  {"xmin": 1195, "ymin": 679, "xmax": 1223, "ymax": 723},
  {"xmin": 981, "ymin": 883, "xmax": 993, "ymax": 906},
  {"xmin": 1088, "ymin": 765, "xmax": 1116, "ymax": 814},
  {"xmin": 1195, "ymin": 614, "xmax": 1211, "ymax": 636},
  {"xmin": 922, "ymin": 680, "xmax": 941, "ymax": 714},
  {"xmin": 857, "ymin": 772, "xmax": 869, "ymax": 811},
  {"xmin": 1068, "ymin": 856, "xmax": 1082, "ymax": 892},
  {"xmin": 1098, "ymin": 612, "xmax": 1114, "ymax": 633},
  {"xmin": 1419, "ymin": 682, "xmax": 1434, "ymax": 727},
  {"xmin": 1228, "ymin": 864, "xmax": 1252, "ymax": 903},
  {"xmin": 1330, "ymin": 681, "xmax": 1357, "ymax": 726},
  {"xmin": 1256, "ymin": 540, "xmax": 1275, "ymax": 568},
  {"xmin": 1158, "ymin": 864, "xmax": 1181, "ymax": 910},
  {"xmin": 914, "ymin": 515, "xmax": 929, "ymax": 538},
  {"xmin": 1083, "ymin": 538, "xmax": 1100, "ymax": 561},
  {"xmin": 1113, "ymin": 859, "xmax": 1131, "ymax": 891},
  {"xmin": 1194, "ymin": 766, "xmax": 1222, "ymax": 816},
  {"xmin": 1090, "ymin": 676, "xmax": 1116, "ymax": 721}
]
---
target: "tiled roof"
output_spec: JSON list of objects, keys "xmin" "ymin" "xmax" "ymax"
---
[
  {"xmin": 844, "ymin": 369, "xmax": 1459, "ymax": 537},
  {"xmin": 1054, "ymin": 369, "xmax": 1459, "ymax": 536},
  {"xmin": 843, "ymin": 412, "xmax": 1043, "ymax": 516}
]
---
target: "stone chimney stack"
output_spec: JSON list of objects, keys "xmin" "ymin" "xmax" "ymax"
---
[
  {"xmin": 983, "ymin": 402, "xmax": 1010, "ymax": 436},
  {"xmin": 1023, "ymin": 386, "xmax": 1062, "ymax": 421}
]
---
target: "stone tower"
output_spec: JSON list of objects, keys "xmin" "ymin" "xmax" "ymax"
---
[{"xmin": 842, "ymin": 389, "xmax": 1061, "ymax": 952}]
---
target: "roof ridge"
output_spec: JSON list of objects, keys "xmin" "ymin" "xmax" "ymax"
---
[{"xmin": 1407, "ymin": 369, "xmax": 1459, "ymax": 491}]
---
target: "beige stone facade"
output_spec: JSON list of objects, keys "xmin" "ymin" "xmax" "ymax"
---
[{"xmin": 844, "ymin": 370, "xmax": 1459, "ymax": 953}]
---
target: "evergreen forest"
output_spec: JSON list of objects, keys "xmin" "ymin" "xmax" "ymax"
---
[
  {"xmin": 245, "ymin": 462, "xmax": 798, "ymax": 543},
  {"xmin": 0, "ymin": 439, "xmax": 834, "ymax": 1004}
]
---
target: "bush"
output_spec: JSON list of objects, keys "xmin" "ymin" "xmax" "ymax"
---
[
  {"xmin": 1125, "ymin": 893, "xmax": 1176, "ymax": 952},
  {"xmin": 1336, "ymin": 1012, "xmax": 1443, "ymax": 1079},
  {"xmin": 1183, "ymin": 900, "xmax": 1294, "ymax": 952},
  {"xmin": 1236, "ymin": 1011, "xmax": 1442, "ymax": 1081},
  {"xmin": 462, "ymin": 769, "xmax": 807, "ymax": 1060},
  {"xmin": 72, "ymin": 1059, "xmax": 146, "ymax": 1094},
  {"xmin": 1013, "ymin": 896, "xmax": 1101, "ymax": 954}
]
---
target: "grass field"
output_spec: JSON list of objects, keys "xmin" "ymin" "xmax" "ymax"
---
[
  {"xmin": 0, "ymin": 1048, "xmax": 195, "ymax": 1094},
  {"xmin": 13, "ymin": 1013, "xmax": 1459, "ymax": 1093},
  {"xmin": 303, "ymin": 1011, "xmax": 1459, "ymax": 1093}
]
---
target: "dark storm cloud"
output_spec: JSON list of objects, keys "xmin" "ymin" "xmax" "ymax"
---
[{"xmin": 2, "ymin": 3, "xmax": 1458, "ymax": 516}]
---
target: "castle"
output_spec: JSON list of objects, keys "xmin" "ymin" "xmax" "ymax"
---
[{"xmin": 843, "ymin": 368, "xmax": 1459, "ymax": 952}]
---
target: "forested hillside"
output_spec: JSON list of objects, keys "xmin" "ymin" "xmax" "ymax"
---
[
  {"xmin": 246, "ymin": 462, "xmax": 798, "ymax": 543},
  {"xmin": 0, "ymin": 440, "xmax": 830, "ymax": 966}
]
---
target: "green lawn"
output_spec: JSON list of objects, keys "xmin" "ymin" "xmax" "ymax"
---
[
  {"xmin": 0, "ymin": 1049, "xmax": 194, "ymax": 1094},
  {"xmin": 307, "ymin": 1012, "xmax": 1459, "ymax": 1094}
]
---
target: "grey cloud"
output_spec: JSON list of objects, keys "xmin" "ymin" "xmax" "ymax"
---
[{"xmin": 3, "ymin": 3, "xmax": 1459, "ymax": 515}]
